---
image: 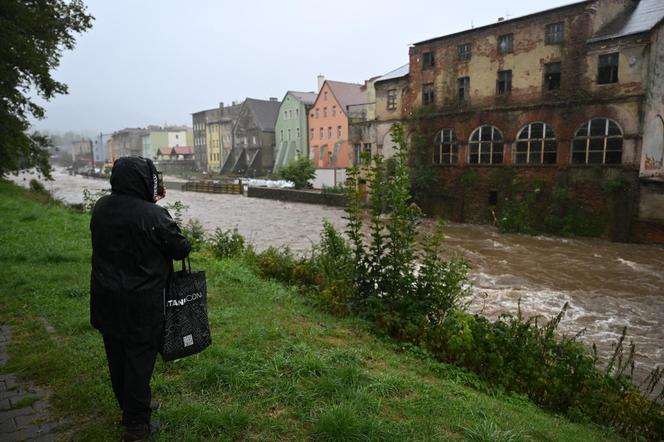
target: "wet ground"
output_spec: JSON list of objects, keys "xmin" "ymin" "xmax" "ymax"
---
[{"xmin": 11, "ymin": 169, "xmax": 664, "ymax": 383}]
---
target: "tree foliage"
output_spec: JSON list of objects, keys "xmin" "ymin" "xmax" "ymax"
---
[
  {"xmin": 278, "ymin": 156, "xmax": 316, "ymax": 189},
  {"xmin": 0, "ymin": 0, "xmax": 93, "ymax": 179}
]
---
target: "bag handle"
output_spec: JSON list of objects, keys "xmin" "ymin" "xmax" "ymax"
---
[{"xmin": 180, "ymin": 256, "xmax": 192, "ymax": 273}]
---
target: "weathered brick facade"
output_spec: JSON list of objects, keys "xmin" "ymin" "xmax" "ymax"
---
[{"xmin": 401, "ymin": 0, "xmax": 664, "ymax": 242}]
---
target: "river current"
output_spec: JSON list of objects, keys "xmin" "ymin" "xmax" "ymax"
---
[{"xmin": 12, "ymin": 169, "xmax": 664, "ymax": 382}]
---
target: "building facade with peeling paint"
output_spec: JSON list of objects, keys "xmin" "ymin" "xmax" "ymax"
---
[
  {"xmin": 402, "ymin": 0, "xmax": 664, "ymax": 242},
  {"xmin": 349, "ymin": 64, "xmax": 410, "ymax": 165}
]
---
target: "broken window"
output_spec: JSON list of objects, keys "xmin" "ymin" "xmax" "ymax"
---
[
  {"xmin": 469, "ymin": 125, "xmax": 503, "ymax": 164},
  {"xmin": 315, "ymin": 108, "xmax": 320, "ymax": 118},
  {"xmin": 597, "ymin": 53, "xmax": 619, "ymax": 84},
  {"xmin": 544, "ymin": 62, "xmax": 561, "ymax": 91},
  {"xmin": 496, "ymin": 70, "xmax": 512, "ymax": 95},
  {"xmin": 353, "ymin": 143, "xmax": 362, "ymax": 165},
  {"xmin": 319, "ymin": 127, "xmax": 323, "ymax": 139},
  {"xmin": 458, "ymin": 77, "xmax": 470, "ymax": 101},
  {"xmin": 498, "ymin": 33, "xmax": 513, "ymax": 54},
  {"xmin": 323, "ymin": 107, "xmax": 327, "ymax": 117},
  {"xmin": 545, "ymin": 22, "xmax": 564, "ymax": 44},
  {"xmin": 328, "ymin": 126, "xmax": 332, "ymax": 139},
  {"xmin": 422, "ymin": 83, "xmax": 435, "ymax": 105},
  {"xmin": 337, "ymin": 126, "xmax": 342, "ymax": 138},
  {"xmin": 332, "ymin": 105, "xmax": 336, "ymax": 116},
  {"xmin": 422, "ymin": 51, "xmax": 435, "ymax": 69},
  {"xmin": 515, "ymin": 122, "xmax": 557, "ymax": 164},
  {"xmin": 458, "ymin": 43, "xmax": 471, "ymax": 61},
  {"xmin": 387, "ymin": 89, "xmax": 397, "ymax": 110},
  {"xmin": 433, "ymin": 129, "xmax": 459, "ymax": 165},
  {"xmin": 572, "ymin": 118, "xmax": 623, "ymax": 164},
  {"xmin": 310, "ymin": 128, "xmax": 314, "ymax": 139}
]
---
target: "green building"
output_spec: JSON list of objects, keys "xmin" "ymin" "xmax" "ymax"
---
[{"xmin": 273, "ymin": 91, "xmax": 317, "ymax": 173}]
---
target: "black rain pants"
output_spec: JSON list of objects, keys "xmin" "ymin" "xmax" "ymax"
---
[{"xmin": 102, "ymin": 335, "xmax": 159, "ymax": 425}]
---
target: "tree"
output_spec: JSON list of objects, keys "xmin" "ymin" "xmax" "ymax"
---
[
  {"xmin": 279, "ymin": 156, "xmax": 316, "ymax": 189},
  {"xmin": 0, "ymin": 0, "xmax": 93, "ymax": 179}
]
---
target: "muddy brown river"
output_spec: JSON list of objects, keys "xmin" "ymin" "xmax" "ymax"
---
[{"xmin": 13, "ymin": 169, "xmax": 664, "ymax": 383}]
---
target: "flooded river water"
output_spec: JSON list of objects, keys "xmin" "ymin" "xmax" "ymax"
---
[{"xmin": 13, "ymin": 169, "xmax": 664, "ymax": 382}]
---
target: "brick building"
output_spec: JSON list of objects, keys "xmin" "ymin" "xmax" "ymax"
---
[{"xmin": 402, "ymin": 0, "xmax": 664, "ymax": 242}]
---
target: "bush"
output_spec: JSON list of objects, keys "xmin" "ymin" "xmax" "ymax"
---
[
  {"xmin": 278, "ymin": 156, "xmax": 316, "ymax": 189},
  {"xmin": 82, "ymin": 187, "xmax": 110, "ymax": 212},
  {"xmin": 28, "ymin": 179, "xmax": 47, "ymax": 194},
  {"xmin": 210, "ymin": 227, "xmax": 246, "ymax": 258},
  {"xmin": 424, "ymin": 307, "xmax": 664, "ymax": 440},
  {"xmin": 255, "ymin": 246, "xmax": 298, "ymax": 283},
  {"xmin": 182, "ymin": 218, "xmax": 206, "ymax": 251}
]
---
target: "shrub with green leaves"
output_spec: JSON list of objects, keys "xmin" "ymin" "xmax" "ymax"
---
[
  {"xmin": 344, "ymin": 124, "xmax": 470, "ymax": 338},
  {"xmin": 182, "ymin": 218, "xmax": 206, "ymax": 251},
  {"xmin": 81, "ymin": 187, "xmax": 110, "ymax": 212},
  {"xmin": 210, "ymin": 227, "xmax": 246, "ymax": 258},
  {"xmin": 278, "ymin": 156, "xmax": 316, "ymax": 189}
]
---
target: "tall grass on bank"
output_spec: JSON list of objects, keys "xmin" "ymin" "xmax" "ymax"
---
[
  {"xmin": 0, "ymin": 181, "xmax": 621, "ymax": 440},
  {"xmin": 250, "ymin": 125, "xmax": 663, "ymax": 441}
]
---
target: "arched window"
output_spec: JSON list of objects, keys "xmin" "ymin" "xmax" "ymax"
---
[
  {"xmin": 515, "ymin": 122, "xmax": 557, "ymax": 164},
  {"xmin": 469, "ymin": 125, "xmax": 503, "ymax": 164},
  {"xmin": 433, "ymin": 129, "xmax": 459, "ymax": 164},
  {"xmin": 572, "ymin": 118, "xmax": 623, "ymax": 164}
]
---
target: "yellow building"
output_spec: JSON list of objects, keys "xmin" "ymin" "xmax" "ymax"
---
[{"xmin": 206, "ymin": 121, "xmax": 222, "ymax": 173}]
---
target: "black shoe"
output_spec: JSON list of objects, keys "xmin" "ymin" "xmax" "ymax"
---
[{"xmin": 122, "ymin": 421, "xmax": 160, "ymax": 442}]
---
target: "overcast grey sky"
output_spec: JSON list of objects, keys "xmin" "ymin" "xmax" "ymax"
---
[{"xmin": 31, "ymin": 0, "xmax": 576, "ymax": 133}]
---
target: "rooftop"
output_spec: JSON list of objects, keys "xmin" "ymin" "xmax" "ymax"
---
[
  {"xmin": 588, "ymin": 0, "xmax": 664, "ymax": 43},
  {"xmin": 375, "ymin": 64, "xmax": 409, "ymax": 84}
]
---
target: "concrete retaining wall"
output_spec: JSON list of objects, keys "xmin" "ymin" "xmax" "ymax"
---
[{"xmin": 247, "ymin": 186, "xmax": 346, "ymax": 207}]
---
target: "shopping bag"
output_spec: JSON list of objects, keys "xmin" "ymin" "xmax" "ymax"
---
[{"xmin": 161, "ymin": 258, "xmax": 211, "ymax": 361}]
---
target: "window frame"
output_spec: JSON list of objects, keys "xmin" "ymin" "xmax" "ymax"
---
[
  {"xmin": 496, "ymin": 70, "xmax": 512, "ymax": 96},
  {"xmin": 544, "ymin": 62, "xmax": 562, "ymax": 91},
  {"xmin": 468, "ymin": 125, "xmax": 504, "ymax": 165},
  {"xmin": 458, "ymin": 43, "xmax": 472, "ymax": 61},
  {"xmin": 515, "ymin": 122, "xmax": 557, "ymax": 165},
  {"xmin": 545, "ymin": 22, "xmax": 564, "ymax": 44},
  {"xmin": 433, "ymin": 129, "xmax": 459, "ymax": 165},
  {"xmin": 597, "ymin": 53, "xmax": 619, "ymax": 85},
  {"xmin": 458, "ymin": 77, "xmax": 470, "ymax": 101},
  {"xmin": 572, "ymin": 118, "xmax": 623, "ymax": 164},
  {"xmin": 498, "ymin": 33, "xmax": 514, "ymax": 54},
  {"xmin": 387, "ymin": 89, "xmax": 397, "ymax": 110},
  {"xmin": 422, "ymin": 82, "xmax": 435, "ymax": 106},
  {"xmin": 422, "ymin": 51, "xmax": 435, "ymax": 69}
]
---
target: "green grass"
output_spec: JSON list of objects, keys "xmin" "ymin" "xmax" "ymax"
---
[{"xmin": 0, "ymin": 181, "xmax": 620, "ymax": 441}]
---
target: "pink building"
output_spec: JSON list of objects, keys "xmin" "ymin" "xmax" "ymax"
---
[{"xmin": 308, "ymin": 80, "xmax": 367, "ymax": 168}]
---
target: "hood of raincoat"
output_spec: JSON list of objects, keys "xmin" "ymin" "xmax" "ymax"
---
[{"xmin": 110, "ymin": 156, "xmax": 159, "ymax": 202}]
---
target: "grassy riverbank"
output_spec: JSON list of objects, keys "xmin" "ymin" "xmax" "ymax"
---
[{"xmin": 0, "ymin": 181, "xmax": 619, "ymax": 441}]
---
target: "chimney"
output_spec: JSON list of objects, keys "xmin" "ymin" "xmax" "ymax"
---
[
  {"xmin": 497, "ymin": 17, "xmax": 504, "ymax": 22},
  {"xmin": 219, "ymin": 102, "xmax": 224, "ymax": 116},
  {"xmin": 269, "ymin": 97, "xmax": 278, "ymax": 101},
  {"xmin": 317, "ymin": 74, "xmax": 325, "ymax": 92}
]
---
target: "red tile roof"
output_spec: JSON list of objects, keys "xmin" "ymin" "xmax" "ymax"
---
[{"xmin": 173, "ymin": 146, "xmax": 193, "ymax": 155}]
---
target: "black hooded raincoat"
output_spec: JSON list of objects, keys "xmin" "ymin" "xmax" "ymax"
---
[{"xmin": 90, "ymin": 157, "xmax": 190, "ymax": 343}]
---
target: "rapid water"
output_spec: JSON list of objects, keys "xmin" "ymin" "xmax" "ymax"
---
[{"xmin": 12, "ymin": 169, "xmax": 664, "ymax": 383}]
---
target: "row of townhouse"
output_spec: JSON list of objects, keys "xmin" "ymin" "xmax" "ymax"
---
[
  {"xmin": 192, "ymin": 75, "xmax": 375, "ymax": 177},
  {"xmin": 106, "ymin": 126, "xmax": 193, "ymax": 164}
]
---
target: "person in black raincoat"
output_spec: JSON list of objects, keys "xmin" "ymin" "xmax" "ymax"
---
[{"xmin": 90, "ymin": 156, "xmax": 190, "ymax": 441}]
